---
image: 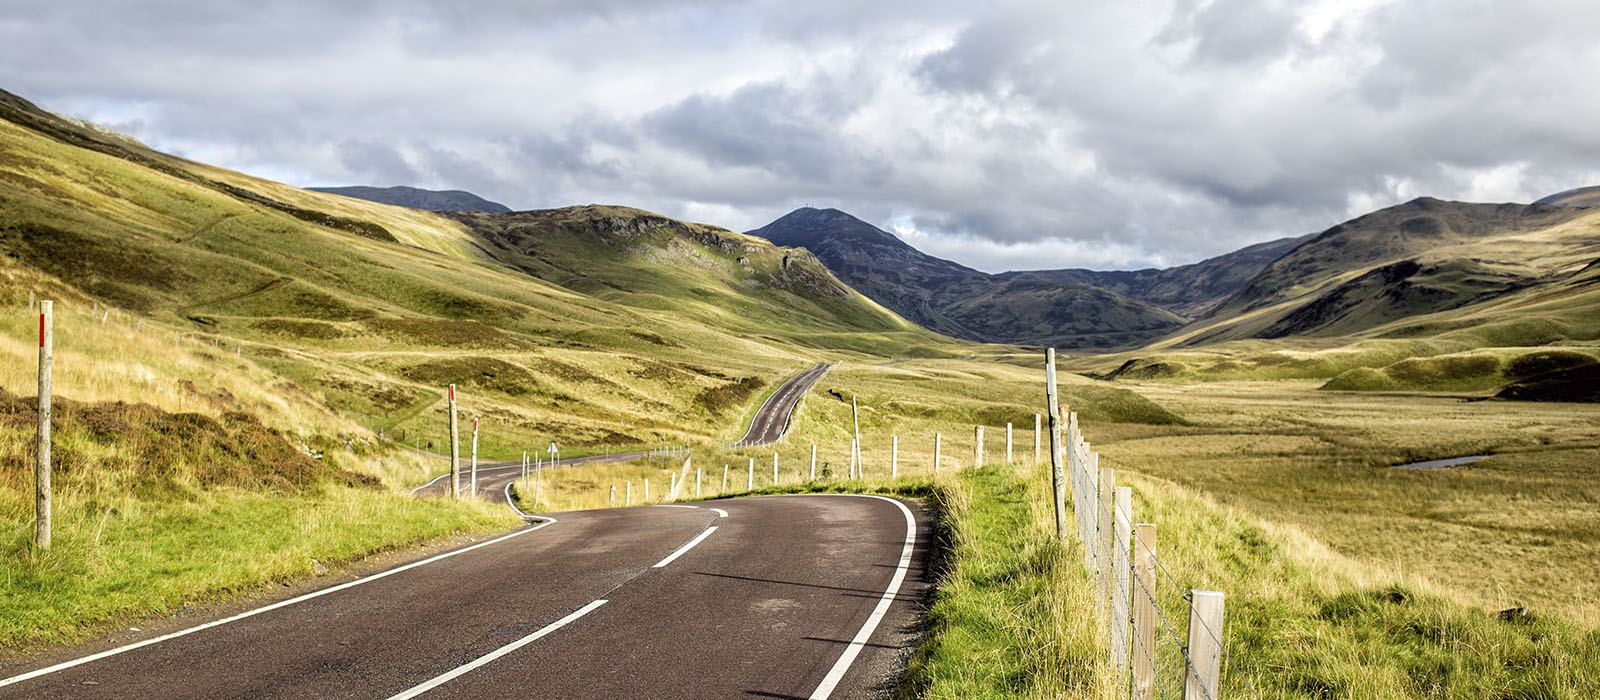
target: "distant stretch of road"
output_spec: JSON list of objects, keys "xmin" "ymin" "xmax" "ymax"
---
[
  {"xmin": 732, "ymin": 363, "xmax": 833, "ymax": 447},
  {"xmin": 0, "ymin": 495, "xmax": 931, "ymax": 700},
  {"xmin": 410, "ymin": 447, "xmax": 659, "ymax": 511}
]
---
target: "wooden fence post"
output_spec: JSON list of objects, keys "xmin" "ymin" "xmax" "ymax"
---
[
  {"xmin": 1097, "ymin": 466, "xmax": 1115, "ymax": 618},
  {"xmin": 1045, "ymin": 348, "xmax": 1066, "ymax": 542},
  {"xmin": 1185, "ymin": 591, "xmax": 1226, "ymax": 700},
  {"xmin": 448, "ymin": 384, "xmax": 460, "ymax": 499},
  {"xmin": 1133, "ymin": 524, "xmax": 1158, "ymax": 700},
  {"xmin": 35, "ymin": 301, "xmax": 52, "ymax": 549},
  {"xmin": 1111, "ymin": 486, "xmax": 1133, "ymax": 690}
]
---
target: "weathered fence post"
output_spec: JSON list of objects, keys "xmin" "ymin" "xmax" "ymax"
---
[
  {"xmin": 1045, "ymin": 348, "xmax": 1066, "ymax": 542},
  {"xmin": 448, "ymin": 384, "xmax": 460, "ymax": 499},
  {"xmin": 1097, "ymin": 466, "xmax": 1115, "ymax": 619},
  {"xmin": 1133, "ymin": 523, "xmax": 1158, "ymax": 700},
  {"xmin": 891, "ymin": 435, "xmax": 898, "ymax": 478},
  {"xmin": 1185, "ymin": 591, "xmax": 1226, "ymax": 700},
  {"xmin": 35, "ymin": 301, "xmax": 52, "ymax": 549},
  {"xmin": 1111, "ymin": 486, "xmax": 1133, "ymax": 689}
]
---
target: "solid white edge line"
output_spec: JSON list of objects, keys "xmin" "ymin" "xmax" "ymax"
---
[
  {"xmin": 653, "ymin": 504, "xmax": 699, "ymax": 509},
  {"xmin": 807, "ymin": 495, "xmax": 916, "ymax": 700},
  {"xmin": 709, "ymin": 507, "xmax": 729, "ymax": 518},
  {"xmin": 383, "ymin": 598, "xmax": 608, "ymax": 700},
  {"xmin": 652, "ymin": 526, "xmax": 719, "ymax": 568},
  {"xmin": 503, "ymin": 481, "xmax": 532, "ymax": 518},
  {"xmin": 0, "ymin": 517, "xmax": 558, "ymax": 689},
  {"xmin": 409, "ymin": 471, "xmax": 452, "ymax": 495}
]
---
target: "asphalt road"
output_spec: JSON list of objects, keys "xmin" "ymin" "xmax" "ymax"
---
[
  {"xmin": 732, "ymin": 364, "xmax": 833, "ymax": 447},
  {"xmin": 0, "ymin": 495, "xmax": 931, "ymax": 700}
]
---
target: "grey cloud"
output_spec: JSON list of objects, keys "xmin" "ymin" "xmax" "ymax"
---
[{"xmin": 336, "ymin": 139, "xmax": 419, "ymax": 184}]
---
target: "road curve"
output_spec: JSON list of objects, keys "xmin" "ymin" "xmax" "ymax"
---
[
  {"xmin": 0, "ymin": 494, "xmax": 932, "ymax": 700},
  {"xmin": 732, "ymin": 363, "xmax": 832, "ymax": 447},
  {"xmin": 411, "ymin": 447, "xmax": 688, "ymax": 511}
]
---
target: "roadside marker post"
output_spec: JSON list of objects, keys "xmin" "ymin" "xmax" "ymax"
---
[
  {"xmin": 448, "ymin": 385, "xmax": 460, "ymax": 499},
  {"xmin": 891, "ymin": 435, "xmax": 898, "ymax": 478},
  {"xmin": 934, "ymin": 433, "xmax": 941, "ymax": 473},
  {"xmin": 696, "ymin": 468, "xmax": 702, "ymax": 498},
  {"xmin": 747, "ymin": 458, "xmax": 754, "ymax": 490},
  {"xmin": 810, "ymin": 445, "xmax": 816, "ymax": 480},
  {"xmin": 610, "ymin": 485, "xmax": 616, "ymax": 505},
  {"xmin": 470, "ymin": 418, "xmax": 479, "ymax": 498},
  {"xmin": 35, "ymin": 301, "xmax": 52, "ymax": 550},
  {"xmin": 974, "ymin": 425, "xmax": 984, "ymax": 467},
  {"xmin": 626, "ymin": 481, "xmax": 632, "ymax": 506},
  {"xmin": 1006, "ymin": 423, "xmax": 1013, "ymax": 463},
  {"xmin": 646, "ymin": 478, "xmax": 651, "ymax": 502},
  {"xmin": 851, "ymin": 395, "xmax": 860, "ymax": 477},
  {"xmin": 722, "ymin": 464, "xmax": 728, "ymax": 491},
  {"xmin": 772, "ymin": 453, "xmax": 779, "ymax": 485},
  {"xmin": 522, "ymin": 451, "xmax": 527, "ymax": 480},
  {"xmin": 535, "ymin": 469, "xmax": 542, "ymax": 510}
]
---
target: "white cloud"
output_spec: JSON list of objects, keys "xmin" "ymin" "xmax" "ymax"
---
[{"xmin": 1, "ymin": 0, "xmax": 1596, "ymax": 271}]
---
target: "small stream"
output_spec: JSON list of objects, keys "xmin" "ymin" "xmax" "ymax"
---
[{"xmin": 1389, "ymin": 454, "xmax": 1490, "ymax": 470}]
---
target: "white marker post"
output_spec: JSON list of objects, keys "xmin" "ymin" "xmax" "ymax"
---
[
  {"xmin": 35, "ymin": 301, "xmax": 52, "ymax": 549},
  {"xmin": 722, "ymin": 464, "xmax": 729, "ymax": 491},
  {"xmin": 810, "ymin": 444, "xmax": 817, "ymax": 480},
  {"xmin": 626, "ymin": 481, "xmax": 632, "ymax": 506},
  {"xmin": 696, "ymin": 468, "xmax": 702, "ymax": 498},
  {"xmin": 645, "ymin": 478, "xmax": 651, "ymax": 502},
  {"xmin": 934, "ymin": 433, "xmax": 941, "ymax": 473},
  {"xmin": 610, "ymin": 485, "xmax": 616, "ymax": 505},
  {"xmin": 522, "ymin": 451, "xmax": 528, "ymax": 480},
  {"xmin": 773, "ymin": 453, "xmax": 779, "ymax": 485},
  {"xmin": 891, "ymin": 435, "xmax": 898, "ymax": 478},
  {"xmin": 535, "ymin": 469, "xmax": 542, "ymax": 510},
  {"xmin": 547, "ymin": 442, "xmax": 559, "ymax": 471},
  {"xmin": 448, "ymin": 385, "xmax": 460, "ymax": 499},
  {"xmin": 747, "ymin": 458, "xmax": 754, "ymax": 490},
  {"xmin": 470, "ymin": 418, "xmax": 479, "ymax": 497},
  {"xmin": 974, "ymin": 425, "xmax": 984, "ymax": 467},
  {"xmin": 1006, "ymin": 423, "xmax": 1013, "ymax": 464}
]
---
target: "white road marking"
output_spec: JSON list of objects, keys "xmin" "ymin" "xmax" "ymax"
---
[
  {"xmin": 807, "ymin": 495, "xmax": 917, "ymax": 700},
  {"xmin": 503, "ymin": 482, "xmax": 532, "ymax": 518},
  {"xmin": 383, "ymin": 599, "xmax": 608, "ymax": 700},
  {"xmin": 0, "ymin": 518, "xmax": 558, "ymax": 689},
  {"xmin": 709, "ymin": 508, "xmax": 729, "ymax": 518},
  {"xmin": 653, "ymin": 504, "xmax": 699, "ymax": 509},
  {"xmin": 409, "ymin": 472, "xmax": 451, "ymax": 494},
  {"xmin": 652, "ymin": 526, "xmax": 719, "ymax": 568}
]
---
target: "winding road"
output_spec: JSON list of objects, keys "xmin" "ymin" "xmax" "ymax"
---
[
  {"xmin": 0, "ymin": 496, "xmax": 931, "ymax": 699},
  {"xmin": 0, "ymin": 361, "xmax": 932, "ymax": 698},
  {"xmin": 732, "ymin": 363, "xmax": 833, "ymax": 447}
]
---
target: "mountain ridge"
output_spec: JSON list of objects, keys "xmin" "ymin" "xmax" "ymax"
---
[{"xmin": 308, "ymin": 185, "xmax": 512, "ymax": 213}]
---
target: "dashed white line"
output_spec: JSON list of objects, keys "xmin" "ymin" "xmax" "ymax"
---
[
  {"xmin": 652, "ymin": 526, "xmax": 719, "ymax": 568},
  {"xmin": 807, "ymin": 495, "xmax": 917, "ymax": 700},
  {"xmin": 383, "ymin": 599, "xmax": 608, "ymax": 700},
  {"xmin": 0, "ymin": 518, "xmax": 559, "ymax": 689}
]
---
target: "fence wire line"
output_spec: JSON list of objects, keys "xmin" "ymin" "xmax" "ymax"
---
[{"xmin": 1068, "ymin": 435, "xmax": 1266, "ymax": 700}]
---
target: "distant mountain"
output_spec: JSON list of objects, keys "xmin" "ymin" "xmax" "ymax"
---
[
  {"xmin": 1177, "ymin": 197, "xmax": 1593, "ymax": 344},
  {"xmin": 748, "ymin": 208, "xmax": 1187, "ymax": 349},
  {"xmin": 1003, "ymin": 233, "xmax": 1315, "ymax": 318},
  {"xmin": 308, "ymin": 185, "xmax": 511, "ymax": 213},
  {"xmin": 1535, "ymin": 186, "xmax": 1600, "ymax": 208}
]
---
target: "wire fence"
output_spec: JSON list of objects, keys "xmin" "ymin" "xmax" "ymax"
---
[{"xmin": 1058, "ymin": 408, "xmax": 1267, "ymax": 700}]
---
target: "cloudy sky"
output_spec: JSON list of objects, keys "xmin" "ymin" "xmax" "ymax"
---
[{"xmin": 3, "ymin": 0, "xmax": 1597, "ymax": 272}]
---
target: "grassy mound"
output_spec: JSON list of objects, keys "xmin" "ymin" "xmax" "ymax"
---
[{"xmin": 1321, "ymin": 348, "xmax": 1600, "ymax": 394}]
